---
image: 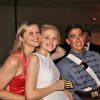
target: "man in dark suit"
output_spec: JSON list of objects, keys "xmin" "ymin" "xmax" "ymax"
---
[{"xmin": 83, "ymin": 29, "xmax": 100, "ymax": 54}]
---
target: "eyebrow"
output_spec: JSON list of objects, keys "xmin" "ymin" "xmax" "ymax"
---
[{"xmin": 68, "ymin": 32, "xmax": 83, "ymax": 37}]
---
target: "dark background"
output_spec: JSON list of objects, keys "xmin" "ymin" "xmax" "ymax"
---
[{"xmin": 0, "ymin": 0, "xmax": 100, "ymax": 64}]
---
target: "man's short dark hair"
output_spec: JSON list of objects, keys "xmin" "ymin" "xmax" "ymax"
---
[{"xmin": 65, "ymin": 24, "xmax": 83, "ymax": 39}]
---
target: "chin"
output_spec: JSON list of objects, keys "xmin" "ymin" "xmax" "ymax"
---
[
  {"xmin": 48, "ymin": 49, "xmax": 53, "ymax": 52},
  {"xmin": 33, "ymin": 43, "xmax": 39, "ymax": 47}
]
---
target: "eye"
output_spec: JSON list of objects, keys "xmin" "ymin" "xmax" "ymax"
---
[
  {"xmin": 28, "ymin": 32, "xmax": 33, "ymax": 35},
  {"xmin": 53, "ymin": 37, "xmax": 57, "ymax": 40},
  {"xmin": 70, "ymin": 35, "xmax": 76, "ymax": 38},
  {"xmin": 44, "ymin": 36, "xmax": 49, "ymax": 39},
  {"xmin": 79, "ymin": 33, "xmax": 83, "ymax": 37},
  {"xmin": 36, "ymin": 32, "xmax": 40, "ymax": 34}
]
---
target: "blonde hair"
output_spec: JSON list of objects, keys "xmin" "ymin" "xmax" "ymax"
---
[
  {"xmin": 40, "ymin": 24, "xmax": 61, "ymax": 44},
  {"xmin": 10, "ymin": 21, "xmax": 39, "ymax": 55}
]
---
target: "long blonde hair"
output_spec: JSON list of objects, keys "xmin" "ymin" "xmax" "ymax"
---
[{"xmin": 10, "ymin": 21, "xmax": 39, "ymax": 55}]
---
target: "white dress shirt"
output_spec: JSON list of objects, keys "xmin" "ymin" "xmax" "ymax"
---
[{"xmin": 85, "ymin": 42, "xmax": 90, "ymax": 50}]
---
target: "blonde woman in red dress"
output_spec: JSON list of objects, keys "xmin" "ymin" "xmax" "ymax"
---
[{"xmin": 0, "ymin": 21, "xmax": 66, "ymax": 100}]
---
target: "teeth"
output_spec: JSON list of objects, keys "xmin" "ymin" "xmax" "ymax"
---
[
  {"xmin": 32, "ymin": 39, "xmax": 39, "ymax": 42},
  {"xmin": 76, "ymin": 44, "xmax": 81, "ymax": 46},
  {"xmin": 47, "ymin": 44, "xmax": 53, "ymax": 47},
  {"xmin": 77, "ymin": 44, "xmax": 80, "ymax": 45}
]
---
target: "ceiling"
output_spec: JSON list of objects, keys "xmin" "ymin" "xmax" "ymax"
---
[{"xmin": 0, "ymin": 0, "xmax": 100, "ymax": 8}]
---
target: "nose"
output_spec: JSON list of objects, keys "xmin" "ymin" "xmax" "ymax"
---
[
  {"xmin": 33, "ymin": 32, "xmax": 40, "ymax": 37},
  {"xmin": 49, "ymin": 38, "xmax": 53, "ymax": 43},
  {"xmin": 76, "ymin": 36, "xmax": 81, "ymax": 42}
]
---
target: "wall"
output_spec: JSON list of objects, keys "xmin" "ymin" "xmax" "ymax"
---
[
  {"xmin": 17, "ymin": 6, "xmax": 100, "ymax": 43},
  {"xmin": 0, "ymin": 1, "xmax": 100, "ymax": 64},
  {"xmin": 0, "ymin": 6, "xmax": 15, "ymax": 64},
  {"xmin": 91, "ymin": 33, "xmax": 100, "ymax": 45}
]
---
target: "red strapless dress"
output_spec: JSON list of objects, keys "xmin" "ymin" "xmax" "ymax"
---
[{"xmin": 8, "ymin": 52, "xmax": 27, "ymax": 95}]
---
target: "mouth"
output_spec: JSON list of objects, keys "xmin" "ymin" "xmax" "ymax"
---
[
  {"xmin": 48, "ymin": 44, "xmax": 53, "ymax": 46},
  {"xmin": 47, "ymin": 44, "xmax": 54, "ymax": 48},
  {"xmin": 32, "ymin": 39, "xmax": 39, "ymax": 42},
  {"xmin": 76, "ymin": 43, "xmax": 82, "ymax": 46}
]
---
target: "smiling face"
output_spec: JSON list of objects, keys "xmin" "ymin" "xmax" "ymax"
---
[
  {"xmin": 22, "ymin": 24, "xmax": 40, "ymax": 48},
  {"xmin": 66, "ymin": 28, "xmax": 85, "ymax": 52},
  {"xmin": 40, "ymin": 29, "xmax": 59, "ymax": 52},
  {"xmin": 10, "ymin": 22, "xmax": 41, "ymax": 54}
]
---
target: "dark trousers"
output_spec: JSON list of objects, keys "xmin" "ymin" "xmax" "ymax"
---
[{"xmin": 81, "ymin": 97, "xmax": 100, "ymax": 100}]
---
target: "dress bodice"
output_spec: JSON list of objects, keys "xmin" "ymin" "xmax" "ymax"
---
[
  {"xmin": 9, "ymin": 52, "xmax": 27, "ymax": 95},
  {"xmin": 34, "ymin": 53, "xmax": 69, "ymax": 100}
]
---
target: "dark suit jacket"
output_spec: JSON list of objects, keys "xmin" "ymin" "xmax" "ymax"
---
[{"xmin": 89, "ymin": 42, "xmax": 100, "ymax": 54}]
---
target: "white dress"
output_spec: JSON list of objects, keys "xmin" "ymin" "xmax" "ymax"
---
[{"xmin": 34, "ymin": 53, "xmax": 69, "ymax": 100}]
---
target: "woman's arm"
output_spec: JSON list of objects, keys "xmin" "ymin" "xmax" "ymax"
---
[
  {"xmin": 51, "ymin": 46, "xmax": 66, "ymax": 60},
  {"xmin": 0, "ymin": 90, "xmax": 24, "ymax": 100},
  {"xmin": 25, "ymin": 54, "xmax": 65, "ymax": 100},
  {"xmin": 0, "ymin": 55, "xmax": 24, "ymax": 100}
]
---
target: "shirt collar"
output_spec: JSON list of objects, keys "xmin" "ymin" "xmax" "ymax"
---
[{"xmin": 70, "ymin": 49, "xmax": 86, "ymax": 58}]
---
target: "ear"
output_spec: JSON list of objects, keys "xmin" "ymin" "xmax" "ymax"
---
[
  {"xmin": 66, "ymin": 39, "xmax": 70, "ymax": 45},
  {"xmin": 19, "ymin": 36, "xmax": 24, "ymax": 42}
]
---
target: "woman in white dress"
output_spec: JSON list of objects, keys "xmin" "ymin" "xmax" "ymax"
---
[{"xmin": 25, "ymin": 24, "xmax": 73, "ymax": 100}]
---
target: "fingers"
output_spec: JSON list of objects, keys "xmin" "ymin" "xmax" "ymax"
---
[{"xmin": 63, "ymin": 90, "xmax": 74, "ymax": 100}]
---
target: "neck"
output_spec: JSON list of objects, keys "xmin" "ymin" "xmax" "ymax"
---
[
  {"xmin": 23, "ymin": 46, "xmax": 36, "ymax": 58},
  {"xmin": 71, "ymin": 48, "xmax": 85, "ymax": 53},
  {"xmin": 37, "ymin": 47, "xmax": 50, "ymax": 57}
]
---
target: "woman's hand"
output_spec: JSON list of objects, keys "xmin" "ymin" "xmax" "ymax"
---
[
  {"xmin": 54, "ymin": 80, "xmax": 65, "ymax": 91},
  {"xmin": 63, "ymin": 90, "xmax": 74, "ymax": 100}
]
